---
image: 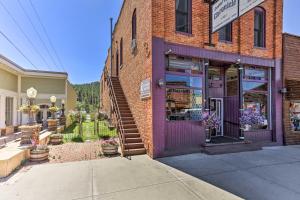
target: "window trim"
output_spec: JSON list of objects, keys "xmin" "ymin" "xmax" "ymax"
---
[
  {"xmin": 218, "ymin": 23, "xmax": 232, "ymax": 43},
  {"xmin": 120, "ymin": 38, "xmax": 123, "ymax": 68},
  {"xmin": 254, "ymin": 7, "xmax": 266, "ymax": 48},
  {"xmin": 175, "ymin": 0, "xmax": 192, "ymax": 34},
  {"xmin": 132, "ymin": 9, "xmax": 137, "ymax": 40}
]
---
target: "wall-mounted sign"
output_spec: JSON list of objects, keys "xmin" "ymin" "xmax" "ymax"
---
[
  {"xmin": 239, "ymin": 0, "xmax": 264, "ymax": 16},
  {"xmin": 212, "ymin": 0, "xmax": 238, "ymax": 33},
  {"xmin": 140, "ymin": 79, "xmax": 151, "ymax": 99},
  {"xmin": 212, "ymin": 0, "xmax": 265, "ymax": 33}
]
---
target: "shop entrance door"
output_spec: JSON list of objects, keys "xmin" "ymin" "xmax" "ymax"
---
[{"xmin": 210, "ymin": 98, "xmax": 224, "ymax": 137}]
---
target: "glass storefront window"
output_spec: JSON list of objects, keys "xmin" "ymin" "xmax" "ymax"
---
[
  {"xmin": 167, "ymin": 55, "xmax": 203, "ymax": 74},
  {"xmin": 290, "ymin": 102, "xmax": 300, "ymax": 132},
  {"xmin": 244, "ymin": 67, "xmax": 267, "ymax": 81},
  {"xmin": 243, "ymin": 81, "xmax": 268, "ymax": 91},
  {"xmin": 243, "ymin": 92, "xmax": 268, "ymax": 129},
  {"xmin": 166, "ymin": 88, "xmax": 203, "ymax": 121},
  {"xmin": 166, "ymin": 74, "xmax": 202, "ymax": 88}
]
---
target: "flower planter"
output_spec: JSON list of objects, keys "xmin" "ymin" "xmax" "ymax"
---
[
  {"xmin": 30, "ymin": 148, "xmax": 49, "ymax": 162},
  {"xmin": 47, "ymin": 119, "xmax": 59, "ymax": 132},
  {"xmin": 19, "ymin": 125, "xmax": 41, "ymax": 145},
  {"xmin": 49, "ymin": 134, "xmax": 63, "ymax": 145},
  {"xmin": 101, "ymin": 144, "xmax": 119, "ymax": 155}
]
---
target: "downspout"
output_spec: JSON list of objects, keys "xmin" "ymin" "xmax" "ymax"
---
[{"xmin": 110, "ymin": 17, "xmax": 113, "ymax": 77}]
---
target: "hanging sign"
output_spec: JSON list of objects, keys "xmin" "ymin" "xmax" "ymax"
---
[
  {"xmin": 239, "ymin": 0, "xmax": 264, "ymax": 16},
  {"xmin": 140, "ymin": 79, "xmax": 151, "ymax": 99},
  {"xmin": 212, "ymin": 0, "xmax": 238, "ymax": 33},
  {"xmin": 212, "ymin": 0, "xmax": 265, "ymax": 33}
]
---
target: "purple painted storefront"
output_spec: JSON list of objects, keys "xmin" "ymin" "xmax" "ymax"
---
[{"xmin": 152, "ymin": 37, "xmax": 283, "ymax": 158}]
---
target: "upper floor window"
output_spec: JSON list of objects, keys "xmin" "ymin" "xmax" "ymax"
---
[
  {"xmin": 132, "ymin": 9, "xmax": 137, "ymax": 40},
  {"xmin": 176, "ymin": 0, "xmax": 191, "ymax": 33},
  {"xmin": 254, "ymin": 7, "xmax": 266, "ymax": 48},
  {"xmin": 120, "ymin": 38, "xmax": 123, "ymax": 66},
  {"xmin": 219, "ymin": 23, "xmax": 232, "ymax": 42}
]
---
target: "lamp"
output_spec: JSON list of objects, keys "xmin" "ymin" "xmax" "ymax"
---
[
  {"xmin": 157, "ymin": 79, "xmax": 165, "ymax": 88},
  {"xmin": 61, "ymin": 99, "xmax": 65, "ymax": 105},
  {"xmin": 50, "ymin": 96, "xmax": 57, "ymax": 103},
  {"xmin": 27, "ymin": 87, "xmax": 37, "ymax": 99}
]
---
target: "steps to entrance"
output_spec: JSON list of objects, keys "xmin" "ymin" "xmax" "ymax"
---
[
  {"xmin": 110, "ymin": 77, "xmax": 146, "ymax": 157},
  {"xmin": 201, "ymin": 141, "xmax": 262, "ymax": 155}
]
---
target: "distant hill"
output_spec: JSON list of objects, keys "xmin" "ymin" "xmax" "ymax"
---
[{"xmin": 72, "ymin": 81, "xmax": 99, "ymax": 112}]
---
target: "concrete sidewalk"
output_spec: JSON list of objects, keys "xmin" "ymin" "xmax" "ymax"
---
[
  {"xmin": 158, "ymin": 145, "xmax": 300, "ymax": 200},
  {"xmin": 0, "ymin": 155, "xmax": 240, "ymax": 200}
]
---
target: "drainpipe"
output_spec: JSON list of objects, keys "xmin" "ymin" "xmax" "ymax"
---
[
  {"xmin": 109, "ymin": 17, "xmax": 113, "ymax": 124},
  {"xmin": 110, "ymin": 17, "xmax": 113, "ymax": 77}
]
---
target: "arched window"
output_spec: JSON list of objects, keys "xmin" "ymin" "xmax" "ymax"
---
[
  {"xmin": 132, "ymin": 9, "xmax": 137, "ymax": 40},
  {"xmin": 120, "ymin": 38, "xmax": 123, "ymax": 66},
  {"xmin": 254, "ymin": 7, "xmax": 266, "ymax": 48}
]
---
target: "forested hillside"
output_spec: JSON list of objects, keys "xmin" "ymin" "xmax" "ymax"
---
[{"xmin": 72, "ymin": 81, "xmax": 99, "ymax": 113}]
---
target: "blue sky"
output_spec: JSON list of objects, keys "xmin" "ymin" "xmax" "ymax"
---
[{"xmin": 0, "ymin": 0, "xmax": 299, "ymax": 84}]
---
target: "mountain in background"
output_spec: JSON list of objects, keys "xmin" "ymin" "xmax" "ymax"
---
[{"xmin": 72, "ymin": 81, "xmax": 99, "ymax": 113}]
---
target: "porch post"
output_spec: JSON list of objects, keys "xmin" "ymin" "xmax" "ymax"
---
[
  {"xmin": 204, "ymin": 60, "xmax": 211, "ymax": 142},
  {"xmin": 238, "ymin": 64, "xmax": 244, "ymax": 140}
]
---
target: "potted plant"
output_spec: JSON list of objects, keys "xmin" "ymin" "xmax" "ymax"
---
[
  {"xmin": 49, "ymin": 133, "xmax": 63, "ymax": 145},
  {"xmin": 30, "ymin": 142, "xmax": 49, "ymax": 162},
  {"xmin": 202, "ymin": 111, "xmax": 221, "ymax": 142},
  {"xmin": 101, "ymin": 138, "xmax": 119, "ymax": 156},
  {"xmin": 240, "ymin": 108, "xmax": 266, "ymax": 131}
]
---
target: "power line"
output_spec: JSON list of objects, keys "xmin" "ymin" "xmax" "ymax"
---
[
  {"xmin": 29, "ymin": 0, "xmax": 66, "ymax": 72},
  {"xmin": 17, "ymin": 0, "xmax": 57, "ymax": 71},
  {"xmin": 0, "ymin": 30, "xmax": 38, "ymax": 70},
  {"xmin": 0, "ymin": 1, "xmax": 51, "ymax": 70}
]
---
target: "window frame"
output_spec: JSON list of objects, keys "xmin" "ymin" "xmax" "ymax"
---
[
  {"xmin": 254, "ymin": 7, "xmax": 266, "ymax": 48},
  {"xmin": 120, "ymin": 38, "xmax": 123, "ymax": 67},
  {"xmin": 175, "ymin": 0, "xmax": 192, "ymax": 34},
  {"xmin": 5, "ymin": 97, "xmax": 13, "ymax": 126},
  {"xmin": 242, "ymin": 66, "xmax": 270, "ymax": 130},
  {"xmin": 132, "ymin": 9, "xmax": 137, "ymax": 41},
  {"xmin": 165, "ymin": 55, "xmax": 204, "ymax": 121},
  {"xmin": 218, "ymin": 23, "xmax": 232, "ymax": 43}
]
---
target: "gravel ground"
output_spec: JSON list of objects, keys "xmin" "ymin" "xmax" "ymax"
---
[{"xmin": 48, "ymin": 141, "xmax": 120, "ymax": 163}]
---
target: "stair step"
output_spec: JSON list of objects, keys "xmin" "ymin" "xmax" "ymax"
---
[
  {"xmin": 125, "ymin": 138, "xmax": 142, "ymax": 143},
  {"xmin": 123, "ymin": 148, "xmax": 146, "ymax": 156},
  {"xmin": 124, "ymin": 143, "xmax": 145, "ymax": 149},
  {"xmin": 122, "ymin": 124, "xmax": 137, "ymax": 129},
  {"xmin": 123, "ymin": 128, "xmax": 139, "ymax": 133},
  {"xmin": 120, "ymin": 113, "xmax": 132, "ymax": 117},
  {"xmin": 124, "ymin": 133, "xmax": 140, "ymax": 138}
]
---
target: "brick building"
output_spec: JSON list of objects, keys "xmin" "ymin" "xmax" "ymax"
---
[
  {"xmin": 100, "ymin": 0, "xmax": 283, "ymax": 158},
  {"xmin": 282, "ymin": 33, "xmax": 300, "ymax": 145}
]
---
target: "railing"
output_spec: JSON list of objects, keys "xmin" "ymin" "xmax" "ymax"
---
[{"xmin": 104, "ymin": 69, "xmax": 126, "ymax": 156}]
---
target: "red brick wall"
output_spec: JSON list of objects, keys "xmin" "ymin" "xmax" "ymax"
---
[
  {"xmin": 109, "ymin": 0, "xmax": 154, "ymax": 156},
  {"xmin": 152, "ymin": 0, "xmax": 282, "ymax": 59},
  {"xmin": 283, "ymin": 34, "xmax": 300, "ymax": 144}
]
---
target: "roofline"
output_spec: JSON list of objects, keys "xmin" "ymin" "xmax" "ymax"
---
[
  {"xmin": 283, "ymin": 32, "xmax": 300, "ymax": 39},
  {"xmin": 0, "ymin": 54, "xmax": 68, "ymax": 77}
]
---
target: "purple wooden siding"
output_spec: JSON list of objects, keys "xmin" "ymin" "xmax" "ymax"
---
[
  {"xmin": 165, "ymin": 121, "xmax": 205, "ymax": 150},
  {"xmin": 244, "ymin": 130, "xmax": 272, "ymax": 142},
  {"xmin": 224, "ymin": 96, "xmax": 240, "ymax": 138}
]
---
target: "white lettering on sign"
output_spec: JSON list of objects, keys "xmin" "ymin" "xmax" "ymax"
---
[
  {"xmin": 140, "ymin": 79, "xmax": 151, "ymax": 99},
  {"xmin": 212, "ymin": 0, "xmax": 238, "ymax": 33},
  {"xmin": 239, "ymin": 0, "xmax": 264, "ymax": 16}
]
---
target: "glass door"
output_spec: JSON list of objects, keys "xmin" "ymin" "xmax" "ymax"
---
[{"xmin": 210, "ymin": 98, "xmax": 223, "ymax": 137}]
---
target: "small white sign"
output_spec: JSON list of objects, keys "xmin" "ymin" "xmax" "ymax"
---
[
  {"xmin": 239, "ymin": 0, "xmax": 264, "ymax": 16},
  {"xmin": 212, "ymin": 0, "xmax": 238, "ymax": 33},
  {"xmin": 140, "ymin": 79, "xmax": 151, "ymax": 99}
]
